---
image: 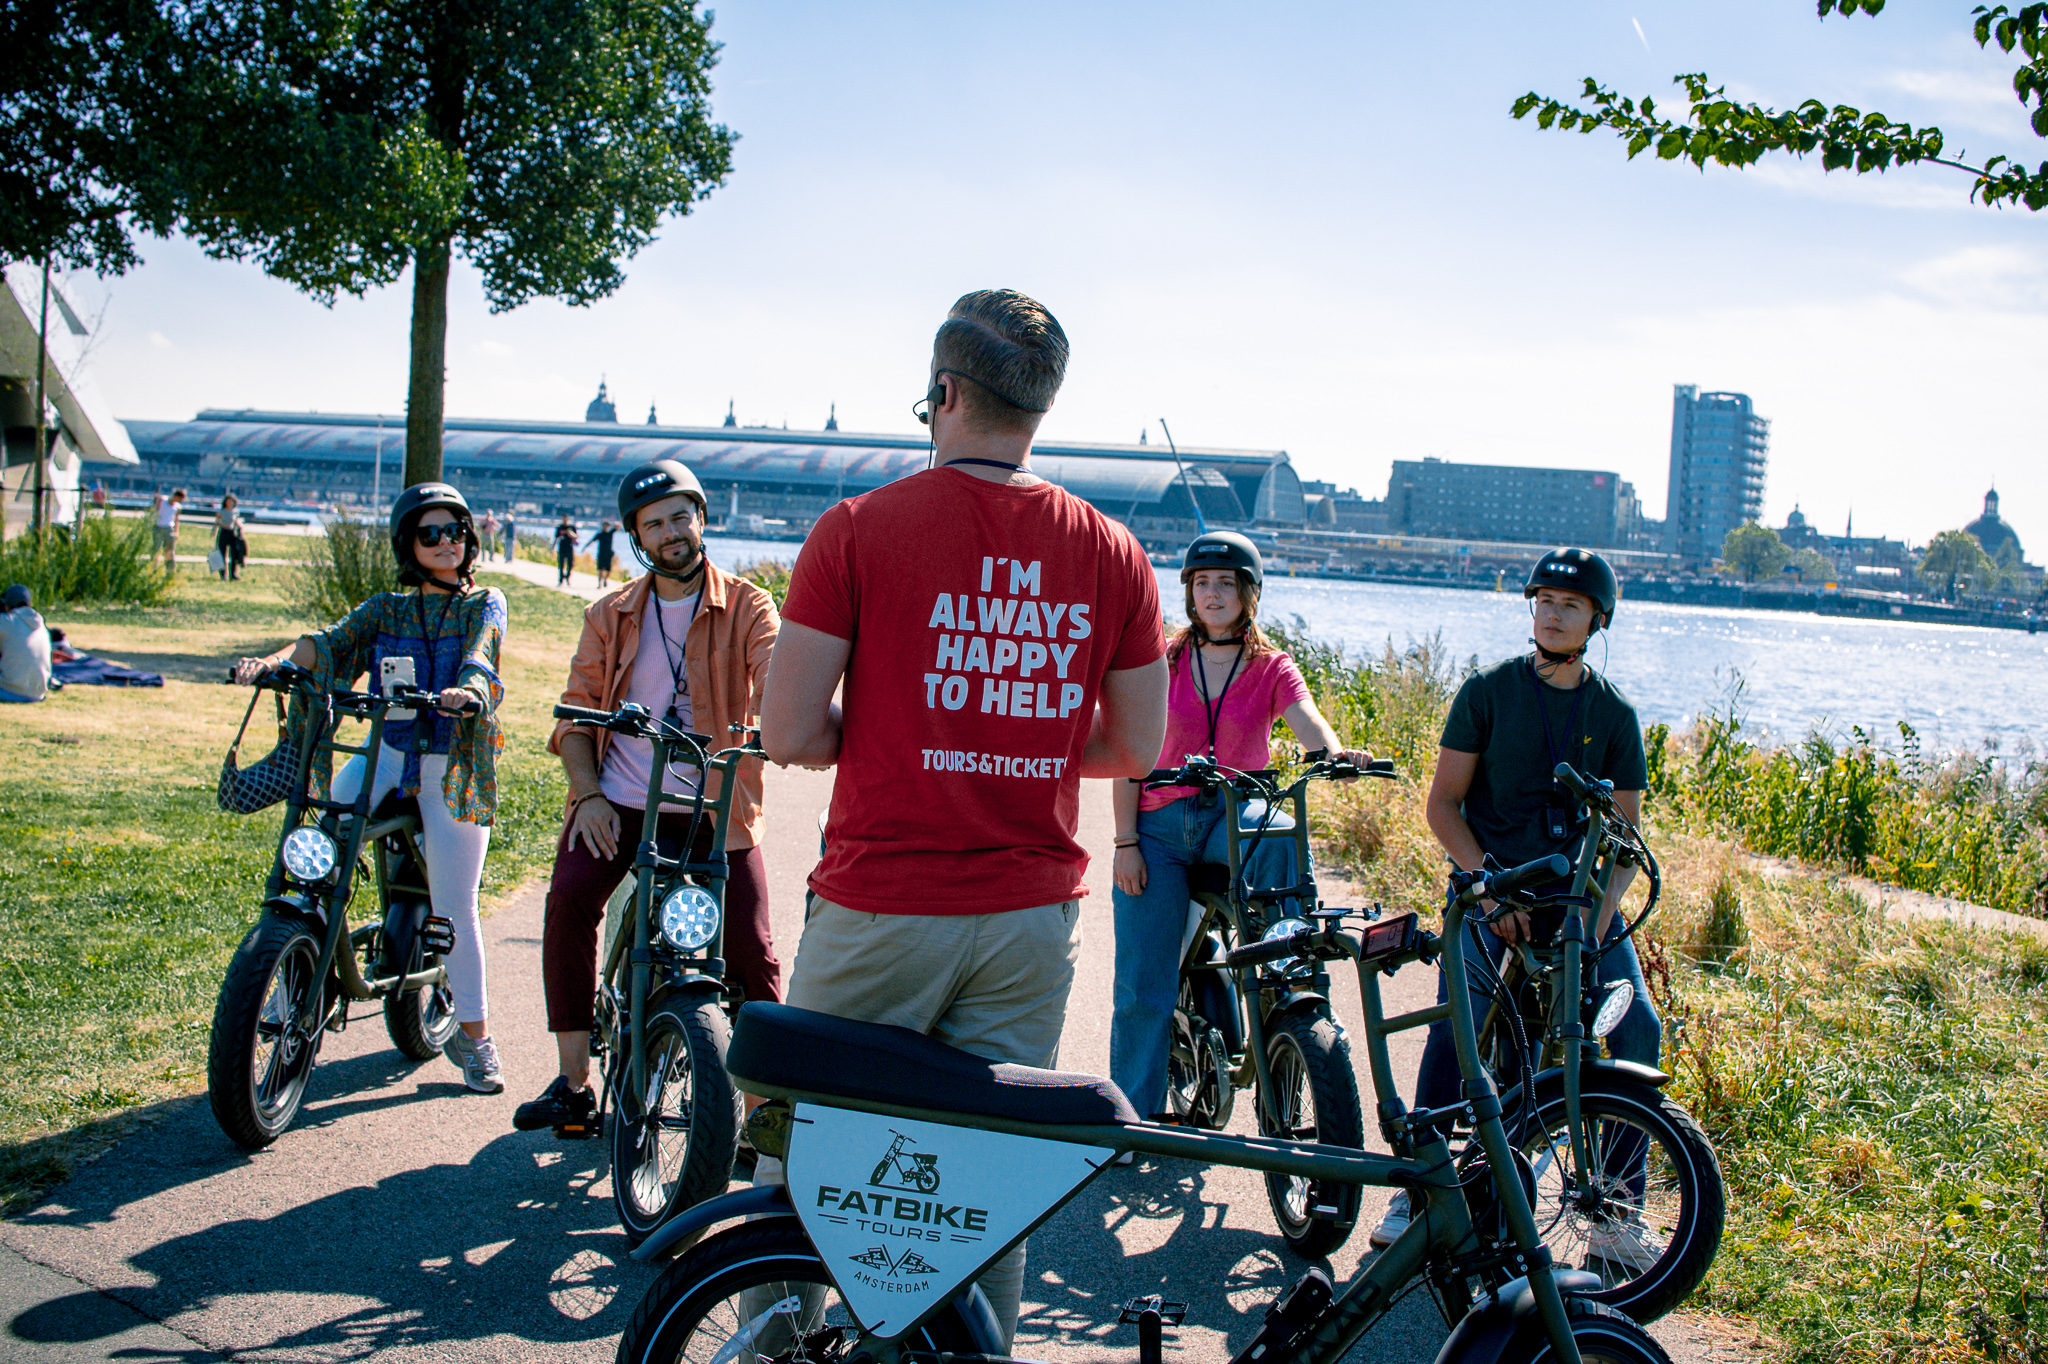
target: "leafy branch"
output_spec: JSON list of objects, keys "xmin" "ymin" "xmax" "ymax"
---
[{"xmin": 1510, "ymin": 2, "xmax": 2048, "ymax": 211}]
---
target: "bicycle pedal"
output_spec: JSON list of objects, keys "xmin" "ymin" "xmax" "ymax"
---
[
  {"xmin": 553, "ymin": 1120, "xmax": 600, "ymax": 1141},
  {"xmin": 1118, "ymin": 1296, "xmax": 1187, "ymax": 1326},
  {"xmin": 420, "ymin": 915, "xmax": 456, "ymax": 955}
]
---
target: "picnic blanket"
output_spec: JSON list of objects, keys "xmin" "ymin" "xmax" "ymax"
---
[{"xmin": 52, "ymin": 654, "xmax": 164, "ymax": 688}]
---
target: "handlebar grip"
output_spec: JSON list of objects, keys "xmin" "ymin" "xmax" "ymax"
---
[
  {"xmin": 1364, "ymin": 758, "xmax": 1398, "ymax": 777},
  {"xmin": 1552, "ymin": 763, "xmax": 1591, "ymax": 796},
  {"xmin": 1485, "ymin": 854, "xmax": 1573, "ymax": 899},
  {"xmin": 1224, "ymin": 935, "xmax": 1306, "ymax": 970},
  {"xmin": 553, "ymin": 705, "xmax": 614, "ymax": 724}
]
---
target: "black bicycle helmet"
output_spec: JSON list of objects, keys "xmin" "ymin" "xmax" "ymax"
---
[
  {"xmin": 617, "ymin": 460, "xmax": 707, "ymax": 534},
  {"xmin": 389, "ymin": 481, "xmax": 477, "ymax": 586},
  {"xmin": 1524, "ymin": 547, "xmax": 1618, "ymax": 627},
  {"xmin": 1180, "ymin": 530, "xmax": 1264, "ymax": 588}
]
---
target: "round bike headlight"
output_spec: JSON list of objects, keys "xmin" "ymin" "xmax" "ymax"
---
[
  {"xmin": 659, "ymin": 884, "xmax": 721, "ymax": 952},
  {"xmin": 280, "ymin": 827, "xmax": 339, "ymax": 883},
  {"xmin": 1591, "ymin": 980, "xmax": 1635, "ymax": 1039},
  {"xmin": 1262, "ymin": 917, "xmax": 1309, "ymax": 944}
]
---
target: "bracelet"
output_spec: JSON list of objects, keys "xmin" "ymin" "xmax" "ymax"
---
[
  {"xmin": 566, "ymin": 790, "xmax": 606, "ymax": 813},
  {"xmin": 1113, "ymin": 836, "xmax": 1139, "ymax": 849}
]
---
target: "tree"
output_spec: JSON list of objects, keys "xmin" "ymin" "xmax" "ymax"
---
[
  {"xmin": 1723, "ymin": 521, "xmax": 1791, "ymax": 583},
  {"xmin": 1918, "ymin": 528, "xmax": 1996, "ymax": 600},
  {"xmin": 163, "ymin": 0, "xmax": 735, "ymax": 487},
  {"xmin": 1789, "ymin": 546, "xmax": 1835, "ymax": 583},
  {"xmin": 1511, "ymin": 3, "xmax": 2048, "ymax": 213}
]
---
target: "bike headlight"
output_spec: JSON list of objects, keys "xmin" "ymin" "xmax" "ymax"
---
[
  {"xmin": 1262, "ymin": 917, "xmax": 1309, "ymax": 943},
  {"xmin": 659, "ymin": 884, "xmax": 721, "ymax": 952},
  {"xmin": 1591, "ymin": 980, "xmax": 1634, "ymax": 1039},
  {"xmin": 280, "ymin": 827, "xmax": 339, "ymax": 883}
]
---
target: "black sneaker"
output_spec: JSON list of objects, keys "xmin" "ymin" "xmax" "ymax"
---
[{"xmin": 513, "ymin": 1075, "xmax": 597, "ymax": 1138}]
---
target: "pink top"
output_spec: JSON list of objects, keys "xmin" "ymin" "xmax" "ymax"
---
[{"xmin": 1140, "ymin": 647, "xmax": 1312, "ymax": 811}]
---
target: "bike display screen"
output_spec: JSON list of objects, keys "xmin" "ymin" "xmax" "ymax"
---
[{"xmin": 1360, "ymin": 912, "xmax": 1419, "ymax": 964}]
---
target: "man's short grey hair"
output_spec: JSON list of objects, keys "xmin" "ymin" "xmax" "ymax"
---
[{"xmin": 933, "ymin": 289, "xmax": 1069, "ymax": 434}]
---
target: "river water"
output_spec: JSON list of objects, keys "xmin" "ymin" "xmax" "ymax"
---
[{"xmin": 705, "ymin": 535, "xmax": 2047, "ymax": 754}]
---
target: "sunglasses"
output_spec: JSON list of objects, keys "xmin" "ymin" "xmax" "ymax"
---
[{"xmin": 413, "ymin": 522, "xmax": 467, "ymax": 548}]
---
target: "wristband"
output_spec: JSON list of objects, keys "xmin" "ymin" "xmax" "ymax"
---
[{"xmin": 1113, "ymin": 836, "xmax": 1139, "ymax": 849}]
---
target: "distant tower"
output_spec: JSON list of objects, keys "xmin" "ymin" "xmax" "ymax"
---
[
  {"xmin": 1965, "ymin": 485, "xmax": 2022, "ymax": 560},
  {"xmin": 646, "ymin": 402, "xmax": 659, "ymax": 426},
  {"xmin": 1139, "ymin": 428, "xmax": 1148, "ymax": 445},
  {"xmin": 586, "ymin": 379, "xmax": 617, "ymax": 423},
  {"xmin": 1664, "ymin": 384, "xmax": 1768, "ymax": 563},
  {"xmin": 825, "ymin": 403, "xmax": 838, "ymax": 431},
  {"xmin": 723, "ymin": 399, "xmax": 736, "ymax": 429}
]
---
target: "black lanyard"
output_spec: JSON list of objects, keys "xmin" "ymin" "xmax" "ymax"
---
[
  {"xmin": 410, "ymin": 588, "xmax": 458, "ymax": 752},
  {"xmin": 1191, "ymin": 641, "xmax": 1246, "ymax": 757},
  {"xmin": 650, "ymin": 589, "xmax": 702, "ymax": 705},
  {"xmin": 1528, "ymin": 656, "xmax": 1587, "ymax": 770}
]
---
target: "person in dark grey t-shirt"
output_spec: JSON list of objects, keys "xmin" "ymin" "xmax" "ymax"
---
[{"xmin": 1371, "ymin": 548, "xmax": 1663, "ymax": 1261}]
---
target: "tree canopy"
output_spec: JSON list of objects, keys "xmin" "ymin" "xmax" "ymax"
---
[
  {"xmin": 1511, "ymin": 2, "xmax": 2048, "ymax": 211},
  {"xmin": 1919, "ymin": 528, "xmax": 1997, "ymax": 600},
  {"xmin": 1723, "ymin": 521, "xmax": 1792, "ymax": 582}
]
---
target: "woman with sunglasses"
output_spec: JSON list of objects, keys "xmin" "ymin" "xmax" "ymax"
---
[{"xmin": 232, "ymin": 482, "xmax": 510, "ymax": 1094}]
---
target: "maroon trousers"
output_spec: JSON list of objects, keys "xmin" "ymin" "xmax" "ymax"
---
[{"xmin": 542, "ymin": 808, "xmax": 781, "ymax": 1033}]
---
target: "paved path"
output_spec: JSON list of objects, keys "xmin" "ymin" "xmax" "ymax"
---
[{"xmin": 1, "ymin": 761, "xmax": 1746, "ymax": 1363}]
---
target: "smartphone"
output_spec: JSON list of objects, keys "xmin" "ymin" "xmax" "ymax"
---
[{"xmin": 380, "ymin": 656, "xmax": 417, "ymax": 691}]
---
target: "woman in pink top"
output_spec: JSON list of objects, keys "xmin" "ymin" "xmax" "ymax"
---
[{"xmin": 1109, "ymin": 531, "xmax": 1370, "ymax": 1121}]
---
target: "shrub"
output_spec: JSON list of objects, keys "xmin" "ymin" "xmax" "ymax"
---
[
  {"xmin": 733, "ymin": 558, "xmax": 791, "ymax": 609},
  {"xmin": 1694, "ymin": 870, "xmax": 1748, "ymax": 970},
  {"xmin": 0, "ymin": 513, "xmax": 172, "ymax": 606},
  {"xmin": 287, "ymin": 512, "xmax": 397, "ymax": 621}
]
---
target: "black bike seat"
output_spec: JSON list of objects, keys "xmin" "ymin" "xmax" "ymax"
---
[
  {"xmin": 370, "ymin": 790, "xmax": 420, "ymax": 821},
  {"xmin": 1188, "ymin": 864, "xmax": 1231, "ymax": 897},
  {"xmin": 728, "ymin": 1002, "xmax": 1139, "ymax": 1127}
]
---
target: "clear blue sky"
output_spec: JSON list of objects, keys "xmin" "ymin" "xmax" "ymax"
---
[{"xmin": 73, "ymin": 1, "xmax": 2048, "ymax": 553}]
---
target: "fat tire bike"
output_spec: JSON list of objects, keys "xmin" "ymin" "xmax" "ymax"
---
[
  {"xmin": 207, "ymin": 661, "xmax": 478, "ymax": 1149},
  {"xmin": 553, "ymin": 701, "xmax": 767, "ymax": 1245},
  {"xmin": 1466, "ymin": 763, "xmax": 1726, "ymax": 1322},
  {"xmin": 615, "ymin": 774, "xmax": 1679, "ymax": 1364},
  {"xmin": 1137, "ymin": 753, "xmax": 1396, "ymax": 1257}
]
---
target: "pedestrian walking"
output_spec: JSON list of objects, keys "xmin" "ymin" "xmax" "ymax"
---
[
  {"xmin": 503, "ymin": 514, "xmax": 519, "ymax": 563},
  {"xmin": 151, "ymin": 489, "xmax": 186, "ymax": 574},
  {"xmin": 585, "ymin": 519, "xmax": 617, "ymax": 588},
  {"xmin": 479, "ymin": 510, "xmax": 500, "ymax": 558},
  {"xmin": 214, "ymin": 494, "xmax": 247, "ymax": 581},
  {"xmin": 553, "ymin": 516, "xmax": 579, "ymax": 586}
]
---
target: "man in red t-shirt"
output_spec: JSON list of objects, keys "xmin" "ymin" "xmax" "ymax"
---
[{"xmin": 761, "ymin": 288, "xmax": 1168, "ymax": 1345}]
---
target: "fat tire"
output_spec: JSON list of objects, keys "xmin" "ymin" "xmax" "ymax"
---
[
  {"xmin": 1260, "ymin": 1007, "xmax": 1365, "ymax": 1258},
  {"xmin": 1493, "ymin": 1296, "xmax": 1677, "ymax": 1364},
  {"xmin": 612, "ymin": 998, "xmax": 740, "ymax": 1245},
  {"xmin": 207, "ymin": 917, "xmax": 323, "ymax": 1149},
  {"xmin": 1515, "ymin": 1077, "xmax": 1724, "ymax": 1323},
  {"xmin": 615, "ymin": 1219, "xmax": 983, "ymax": 1364},
  {"xmin": 383, "ymin": 974, "xmax": 459, "ymax": 1061}
]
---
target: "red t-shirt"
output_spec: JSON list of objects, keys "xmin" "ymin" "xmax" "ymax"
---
[
  {"xmin": 1140, "ymin": 647, "xmax": 1312, "ymax": 811},
  {"xmin": 782, "ymin": 467, "xmax": 1166, "ymax": 915}
]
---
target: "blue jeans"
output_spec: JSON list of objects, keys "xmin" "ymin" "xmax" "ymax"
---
[
  {"xmin": 1110, "ymin": 797, "xmax": 1297, "ymax": 1118},
  {"xmin": 1414, "ymin": 914, "xmax": 1660, "ymax": 1112}
]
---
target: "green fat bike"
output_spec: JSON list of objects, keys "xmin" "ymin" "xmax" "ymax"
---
[
  {"xmin": 207, "ymin": 660, "xmax": 477, "ymax": 1149},
  {"xmin": 552, "ymin": 701, "xmax": 766, "ymax": 1245}
]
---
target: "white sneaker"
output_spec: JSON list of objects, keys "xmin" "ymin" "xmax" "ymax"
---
[
  {"xmin": 1586, "ymin": 1217, "xmax": 1666, "ymax": 1273},
  {"xmin": 444, "ymin": 1032, "xmax": 505, "ymax": 1094},
  {"xmin": 1368, "ymin": 1189, "xmax": 1410, "ymax": 1248}
]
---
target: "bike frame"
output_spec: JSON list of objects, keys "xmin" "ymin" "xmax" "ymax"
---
[
  {"xmin": 738, "ymin": 881, "xmax": 1588, "ymax": 1364},
  {"xmin": 259, "ymin": 668, "xmax": 450, "ymax": 1043},
  {"xmin": 572, "ymin": 711, "xmax": 760, "ymax": 1100}
]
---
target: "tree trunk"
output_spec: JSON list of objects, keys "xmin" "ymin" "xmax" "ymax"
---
[{"xmin": 403, "ymin": 234, "xmax": 453, "ymax": 489}]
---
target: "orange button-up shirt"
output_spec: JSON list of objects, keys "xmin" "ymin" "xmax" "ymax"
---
[{"xmin": 548, "ymin": 560, "xmax": 780, "ymax": 849}]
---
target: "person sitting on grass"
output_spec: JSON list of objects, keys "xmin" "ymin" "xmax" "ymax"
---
[{"xmin": 0, "ymin": 584, "xmax": 53, "ymax": 703}]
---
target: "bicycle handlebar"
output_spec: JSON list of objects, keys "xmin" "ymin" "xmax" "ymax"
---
[
  {"xmin": 1465, "ymin": 854, "xmax": 1573, "ymax": 904},
  {"xmin": 228, "ymin": 662, "xmax": 480, "ymax": 715},
  {"xmin": 1223, "ymin": 924, "xmax": 1320, "ymax": 970}
]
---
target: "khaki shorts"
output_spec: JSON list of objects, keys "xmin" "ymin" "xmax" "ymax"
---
[{"xmin": 786, "ymin": 897, "xmax": 1081, "ymax": 1069}]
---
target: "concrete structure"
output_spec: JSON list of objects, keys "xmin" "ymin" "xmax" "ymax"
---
[
  {"xmin": 1386, "ymin": 457, "xmax": 1641, "ymax": 548},
  {"xmin": 1, "ymin": 264, "xmax": 138, "ymax": 537},
  {"xmin": 114, "ymin": 409, "xmax": 1309, "ymax": 543},
  {"xmin": 1664, "ymin": 384, "xmax": 1768, "ymax": 564}
]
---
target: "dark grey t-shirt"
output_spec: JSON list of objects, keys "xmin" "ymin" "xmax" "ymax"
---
[{"xmin": 1440, "ymin": 656, "xmax": 1649, "ymax": 869}]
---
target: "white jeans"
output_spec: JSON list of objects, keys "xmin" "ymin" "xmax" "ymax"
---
[{"xmin": 332, "ymin": 747, "xmax": 492, "ymax": 1023}]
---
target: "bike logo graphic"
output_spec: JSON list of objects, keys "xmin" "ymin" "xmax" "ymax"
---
[
  {"xmin": 868, "ymin": 1129, "xmax": 942, "ymax": 1193},
  {"xmin": 849, "ymin": 1245, "xmax": 939, "ymax": 1279}
]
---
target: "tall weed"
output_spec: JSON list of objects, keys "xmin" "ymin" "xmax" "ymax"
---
[
  {"xmin": 287, "ymin": 512, "xmax": 397, "ymax": 621},
  {"xmin": 0, "ymin": 513, "xmax": 171, "ymax": 606}
]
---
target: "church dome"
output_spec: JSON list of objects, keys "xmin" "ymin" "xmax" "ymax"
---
[{"xmin": 1964, "ymin": 488, "xmax": 2021, "ymax": 561}]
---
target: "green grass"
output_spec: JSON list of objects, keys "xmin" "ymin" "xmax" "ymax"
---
[{"xmin": 0, "ymin": 561, "xmax": 582, "ymax": 1209}]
